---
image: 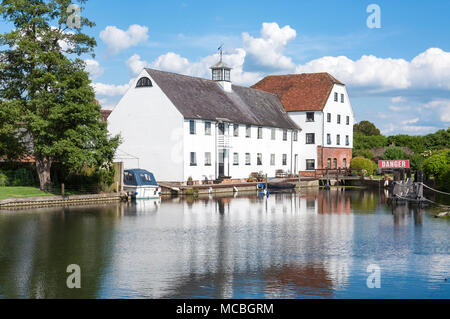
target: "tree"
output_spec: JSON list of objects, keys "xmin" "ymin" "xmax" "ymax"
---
[
  {"xmin": 0, "ymin": 0, "xmax": 120, "ymax": 190},
  {"xmin": 423, "ymin": 128, "xmax": 450, "ymax": 151},
  {"xmin": 350, "ymin": 157, "xmax": 378, "ymax": 176},
  {"xmin": 387, "ymin": 135, "xmax": 425, "ymax": 154},
  {"xmin": 353, "ymin": 149, "xmax": 374, "ymax": 159},
  {"xmin": 354, "ymin": 121, "xmax": 381, "ymax": 136},
  {"xmin": 423, "ymin": 150, "xmax": 449, "ymax": 178},
  {"xmin": 383, "ymin": 146, "xmax": 405, "ymax": 160},
  {"xmin": 353, "ymin": 133, "xmax": 387, "ymax": 150}
]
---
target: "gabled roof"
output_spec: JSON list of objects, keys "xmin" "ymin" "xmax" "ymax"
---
[
  {"xmin": 100, "ymin": 109, "xmax": 112, "ymax": 121},
  {"xmin": 251, "ymin": 73, "xmax": 344, "ymax": 112},
  {"xmin": 144, "ymin": 68, "xmax": 299, "ymax": 130}
]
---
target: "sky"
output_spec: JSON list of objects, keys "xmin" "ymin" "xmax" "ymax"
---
[{"xmin": 1, "ymin": 0, "xmax": 449, "ymax": 135}]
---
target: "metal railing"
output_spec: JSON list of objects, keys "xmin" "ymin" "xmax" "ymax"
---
[
  {"xmin": 217, "ymin": 135, "xmax": 231, "ymax": 149},
  {"xmin": 314, "ymin": 168, "xmax": 363, "ymax": 179}
]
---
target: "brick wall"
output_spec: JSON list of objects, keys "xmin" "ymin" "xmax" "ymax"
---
[{"xmin": 318, "ymin": 147, "xmax": 352, "ymax": 169}]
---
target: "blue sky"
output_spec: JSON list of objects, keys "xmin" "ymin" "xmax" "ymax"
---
[{"xmin": 1, "ymin": 0, "xmax": 449, "ymax": 135}]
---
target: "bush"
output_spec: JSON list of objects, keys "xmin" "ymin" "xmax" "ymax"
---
[
  {"xmin": 437, "ymin": 165, "xmax": 450, "ymax": 192},
  {"xmin": 423, "ymin": 151, "xmax": 449, "ymax": 178},
  {"xmin": 0, "ymin": 172, "xmax": 8, "ymax": 186},
  {"xmin": 383, "ymin": 146, "xmax": 406, "ymax": 160},
  {"xmin": 407, "ymin": 154, "xmax": 425, "ymax": 171},
  {"xmin": 353, "ymin": 149, "xmax": 374, "ymax": 159},
  {"xmin": 12, "ymin": 167, "xmax": 35, "ymax": 186},
  {"xmin": 350, "ymin": 157, "xmax": 378, "ymax": 176}
]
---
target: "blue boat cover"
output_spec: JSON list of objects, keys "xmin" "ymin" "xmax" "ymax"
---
[{"xmin": 124, "ymin": 169, "xmax": 158, "ymax": 186}]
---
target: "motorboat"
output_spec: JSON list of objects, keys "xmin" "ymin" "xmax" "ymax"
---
[{"xmin": 123, "ymin": 169, "xmax": 161, "ymax": 199}]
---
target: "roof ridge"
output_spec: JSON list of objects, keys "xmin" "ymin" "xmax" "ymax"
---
[
  {"xmin": 145, "ymin": 67, "xmax": 216, "ymax": 84},
  {"xmin": 260, "ymin": 72, "xmax": 344, "ymax": 85},
  {"xmin": 146, "ymin": 68, "xmax": 281, "ymax": 98}
]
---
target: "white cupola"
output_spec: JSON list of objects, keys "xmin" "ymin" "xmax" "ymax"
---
[{"xmin": 210, "ymin": 49, "xmax": 232, "ymax": 92}]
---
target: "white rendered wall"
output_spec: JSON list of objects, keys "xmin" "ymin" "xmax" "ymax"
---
[
  {"xmin": 288, "ymin": 84, "xmax": 355, "ymax": 171},
  {"xmin": 323, "ymin": 84, "xmax": 354, "ymax": 149},
  {"xmin": 183, "ymin": 122, "xmax": 300, "ymax": 180},
  {"xmin": 107, "ymin": 70, "xmax": 185, "ymax": 182},
  {"xmin": 288, "ymin": 111, "xmax": 323, "ymax": 171},
  {"xmin": 183, "ymin": 119, "xmax": 217, "ymax": 181}
]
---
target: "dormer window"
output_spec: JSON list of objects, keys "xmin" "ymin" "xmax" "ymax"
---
[{"xmin": 136, "ymin": 77, "xmax": 153, "ymax": 88}]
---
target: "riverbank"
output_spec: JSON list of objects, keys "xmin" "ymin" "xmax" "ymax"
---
[
  {"xmin": 160, "ymin": 178, "xmax": 320, "ymax": 195},
  {"xmin": 0, "ymin": 192, "xmax": 122, "ymax": 209},
  {"xmin": 0, "ymin": 187, "xmax": 56, "ymax": 200}
]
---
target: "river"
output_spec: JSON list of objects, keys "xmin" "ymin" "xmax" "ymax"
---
[{"xmin": 0, "ymin": 188, "xmax": 449, "ymax": 299}]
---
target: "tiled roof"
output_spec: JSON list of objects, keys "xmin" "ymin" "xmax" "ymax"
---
[
  {"xmin": 251, "ymin": 73, "xmax": 344, "ymax": 112},
  {"xmin": 144, "ymin": 68, "xmax": 299, "ymax": 130},
  {"xmin": 100, "ymin": 109, "xmax": 112, "ymax": 121}
]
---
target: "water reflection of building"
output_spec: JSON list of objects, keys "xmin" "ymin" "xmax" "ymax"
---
[{"xmin": 103, "ymin": 191, "xmax": 356, "ymax": 298}]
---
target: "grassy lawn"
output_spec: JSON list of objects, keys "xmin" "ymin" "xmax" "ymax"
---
[{"xmin": 0, "ymin": 187, "xmax": 55, "ymax": 200}]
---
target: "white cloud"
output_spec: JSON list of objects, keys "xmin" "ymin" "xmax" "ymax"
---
[
  {"xmin": 423, "ymin": 99, "xmax": 450, "ymax": 122},
  {"xmin": 150, "ymin": 49, "xmax": 262, "ymax": 86},
  {"xmin": 242, "ymin": 22, "xmax": 296, "ymax": 72},
  {"xmin": 401, "ymin": 118, "xmax": 419, "ymax": 125},
  {"xmin": 84, "ymin": 59, "xmax": 104, "ymax": 80},
  {"xmin": 151, "ymin": 52, "xmax": 191, "ymax": 74},
  {"xmin": 100, "ymin": 25, "xmax": 149, "ymax": 54},
  {"xmin": 296, "ymin": 55, "xmax": 410, "ymax": 91},
  {"xmin": 391, "ymin": 96, "xmax": 406, "ymax": 103},
  {"xmin": 92, "ymin": 82, "xmax": 131, "ymax": 97},
  {"xmin": 126, "ymin": 54, "xmax": 148, "ymax": 76},
  {"xmin": 410, "ymin": 48, "xmax": 450, "ymax": 90},
  {"xmin": 389, "ymin": 105, "xmax": 410, "ymax": 111},
  {"xmin": 295, "ymin": 48, "xmax": 450, "ymax": 93}
]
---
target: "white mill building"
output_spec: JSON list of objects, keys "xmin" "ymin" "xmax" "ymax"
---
[{"xmin": 107, "ymin": 60, "xmax": 302, "ymax": 182}]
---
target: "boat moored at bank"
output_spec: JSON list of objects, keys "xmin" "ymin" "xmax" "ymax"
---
[{"xmin": 123, "ymin": 169, "xmax": 161, "ymax": 199}]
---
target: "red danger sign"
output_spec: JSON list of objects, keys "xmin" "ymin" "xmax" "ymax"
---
[{"xmin": 378, "ymin": 160, "xmax": 410, "ymax": 169}]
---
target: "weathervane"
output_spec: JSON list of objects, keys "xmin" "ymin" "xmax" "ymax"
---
[{"xmin": 218, "ymin": 44, "xmax": 224, "ymax": 62}]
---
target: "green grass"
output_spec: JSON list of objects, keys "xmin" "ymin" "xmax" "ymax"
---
[{"xmin": 0, "ymin": 187, "xmax": 55, "ymax": 200}]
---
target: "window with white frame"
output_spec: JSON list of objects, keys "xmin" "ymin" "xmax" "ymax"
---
[
  {"xmin": 293, "ymin": 130, "xmax": 298, "ymax": 141},
  {"xmin": 346, "ymin": 116, "xmax": 350, "ymax": 125},
  {"xmin": 337, "ymin": 114, "xmax": 341, "ymax": 124},
  {"xmin": 257, "ymin": 127, "xmax": 263, "ymax": 139},
  {"xmin": 190, "ymin": 120, "xmax": 196, "ymax": 134},
  {"xmin": 327, "ymin": 113, "xmax": 331, "ymax": 123},
  {"xmin": 282, "ymin": 154, "xmax": 287, "ymax": 166},
  {"xmin": 346, "ymin": 135, "xmax": 350, "ymax": 146},
  {"xmin": 271, "ymin": 128, "xmax": 276, "ymax": 140},
  {"xmin": 327, "ymin": 134, "xmax": 331, "ymax": 145},
  {"xmin": 205, "ymin": 152, "xmax": 211, "ymax": 166},
  {"xmin": 306, "ymin": 112, "xmax": 315, "ymax": 122},
  {"xmin": 341, "ymin": 94, "xmax": 344, "ymax": 103},
  {"xmin": 306, "ymin": 133, "xmax": 315, "ymax": 144},
  {"xmin": 257, "ymin": 153, "xmax": 262, "ymax": 165},
  {"xmin": 334, "ymin": 92, "xmax": 338, "ymax": 102},
  {"xmin": 270, "ymin": 154, "xmax": 275, "ymax": 166},
  {"xmin": 306, "ymin": 159, "xmax": 315, "ymax": 170},
  {"xmin": 337, "ymin": 134, "xmax": 341, "ymax": 145},
  {"xmin": 205, "ymin": 122, "xmax": 211, "ymax": 135},
  {"xmin": 233, "ymin": 124, "xmax": 239, "ymax": 137},
  {"xmin": 246, "ymin": 125, "xmax": 251, "ymax": 138},
  {"xmin": 283, "ymin": 129, "xmax": 288, "ymax": 141},
  {"xmin": 245, "ymin": 153, "xmax": 251, "ymax": 165},
  {"xmin": 190, "ymin": 152, "xmax": 197, "ymax": 166},
  {"xmin": 233, "ymin": 153, "xmax": 239, "ymax": 165}
]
